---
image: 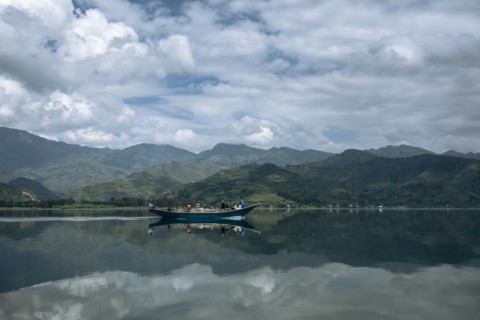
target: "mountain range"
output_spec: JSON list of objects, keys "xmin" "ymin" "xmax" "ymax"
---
[{"xmin": 1, "ymin": 126, "xmax": 479, "ymax": 207}]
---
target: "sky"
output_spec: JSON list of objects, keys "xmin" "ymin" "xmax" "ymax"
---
[{"xmin": 1, "ymin": 0, "xmax": 480, "ymax": 154}]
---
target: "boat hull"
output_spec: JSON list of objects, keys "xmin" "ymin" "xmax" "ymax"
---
[{"xmin": 149, "ymin": 204, "xmax": 259, "ymax": 220}]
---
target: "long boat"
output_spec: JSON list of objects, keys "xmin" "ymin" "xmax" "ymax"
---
[{"xmin": 149, "ymin": 203, "xmax": 259, "ymax": 220}]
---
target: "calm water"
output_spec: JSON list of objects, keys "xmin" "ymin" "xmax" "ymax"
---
[{"xmin": 1, "ymin": 209, "xmax": 479, "ymax": 320}]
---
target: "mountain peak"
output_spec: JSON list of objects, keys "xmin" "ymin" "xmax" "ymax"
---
[
  {"xmin": 367, "ymin": 144, "xmax": 434, "ymax": 158},
  {"xmin": 321, "ymin": 149, "xmax": 376, "ymax": 167}
]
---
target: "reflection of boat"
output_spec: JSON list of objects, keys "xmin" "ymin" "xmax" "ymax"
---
[
  {"xmin": 148, "ymin": 217, "xmax": 258, "ymax": 235},
  {"xmin": 149, "ymin": 217, "xmax": 256, "ymax": 230},
  {"xmin": 149, "ymin": 204, "xmax": 259, "ymax": 220}
]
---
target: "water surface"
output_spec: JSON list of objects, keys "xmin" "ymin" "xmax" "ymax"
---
[{"xmin": 1, "ymin": 209, "xmax": 479, "ymax": 319}]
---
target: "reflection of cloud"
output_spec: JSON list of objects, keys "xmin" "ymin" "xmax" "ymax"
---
[{"xmin": 0, "ymin": 263, "xmax": 478, "ymax": 319}]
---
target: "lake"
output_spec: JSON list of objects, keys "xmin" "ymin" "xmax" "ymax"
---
[{"xmin": 1, "ymin": 208, "xmax": 479, "ymax": 320}]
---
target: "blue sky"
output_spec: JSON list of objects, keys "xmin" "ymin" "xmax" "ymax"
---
[{"xmin": 1, "ymin": 0, "xmax": 479, "ymax": 153}]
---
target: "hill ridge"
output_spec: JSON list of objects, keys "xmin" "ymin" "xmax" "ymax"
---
[{"xmin": 1, "ymin": 126, "xmax": 480, "ymax": 207}]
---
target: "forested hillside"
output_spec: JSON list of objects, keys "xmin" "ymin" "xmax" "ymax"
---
[{"xmin": 1, "ymin": 127, "xmax": 480, "ymax": 208}]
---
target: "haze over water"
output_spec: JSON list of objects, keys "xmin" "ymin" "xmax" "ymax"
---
[{"xmin": 1, "ymin": 209, "xmax": 479, "ymax": 319}]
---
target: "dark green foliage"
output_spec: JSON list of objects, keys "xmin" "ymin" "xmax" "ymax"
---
[
  {"xmin": 165, "ymin": 151, "xmax": 480, "ymax": 208},
  {"xmin": 442, "ymin": 150, "xmax": 480, "ymax": 160},
  {"xmin": 198, "ymin": 143, "xmax": 333, "ymax": 166},
  {"xmin": 8, "ymin": 177, "xmax": 59, "ymax": 200},
  {"xmin": 0, "ymin": 128, "xmax": 331, "ymax": 196},
  {"xmin": 0, "ymin": 182, "xmax": 39, "ymax": 206},
  {"xmin": 1, "ymin": 127, "xmax": 480, "ymax": 207},
  {"xmin": 168, "ymin": 163, "xmax": 307, "ymax": 206},
  {"xmin": 98, "ymin": 143, "xmax": 197, "ymax": 171},
  {"xmin": 367, "ymin": 144, "xmax": 435, "ymax": 158},
  {"xmin": 289, "ymin": 152, "xmax": 480, "ymax": 207},
  {"xmin": 68, "ymin": 160, "xmax": 223, "ymax": 202}
]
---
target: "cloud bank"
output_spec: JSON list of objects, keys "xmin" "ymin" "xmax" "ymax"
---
[{"xmin": 1, "ymin": 0, "xmax": 479, "ymax": 153}]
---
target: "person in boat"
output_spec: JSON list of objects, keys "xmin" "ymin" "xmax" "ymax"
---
[
  {"xmin": 186, "ymin": 202, "xmax": 193, "ymax": 211},
  {"xmin": 221, "ymin": 201, "xmax": 226, "ymax": 211}
]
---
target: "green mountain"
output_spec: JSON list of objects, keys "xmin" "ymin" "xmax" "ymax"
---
[
  {"xmin": 0, "ymin": 127, "xmax": 197, "ymax": 195},
  {"xmin": 8, "ymin": 177, "xmax": 58, "ymax": 200},
  {"xmin": 69, "ymin": 160, "xmax": 224, "ymax": 202},
  {"xmin": 166, "ymin": 163, "xmax": 309, "ymax": 207},
  {"xmin": 0, "ymin": 128, "xmax": 331, "ymax": 196},
  {"xmin": 198, "ymin": 143, "xmax": 333, "ymax": 166},
  {"xmin": 300, "ymin": 151, "xmax": 480, "ymax": 207},
  {"xmin": 442, "ymin": 150, "xmax": 480, "ymax": 160},
  {"xmin": 99, "ymin": 143, "xmax": 197, "ymax": 171},
  {"xmin": 0, "ymin": 127, "xmax": 95, "ymax": 172},
  {"xmin": 164, "ymin": 151, "xmax": 480, "ymax": 208},
  {"xmin": 0, "ymin": 182, "xmax": 40, "ymax": 205},
  {"xmin": 2, "ymin": 127, "xmax": 480, "ymax": 207},
  {"xmin": 366, "ymin": 144, "xmax": 435, "ymax": 158}
]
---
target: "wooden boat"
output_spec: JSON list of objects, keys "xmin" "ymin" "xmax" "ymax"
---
[{"xmin": 149, "ymin": 203, "xmax": 259, "ymax": 220}]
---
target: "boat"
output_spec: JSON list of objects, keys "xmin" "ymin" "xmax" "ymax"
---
[{"xmin": 149, "ymin": 203, "xmax": 259, "ymax": 220}]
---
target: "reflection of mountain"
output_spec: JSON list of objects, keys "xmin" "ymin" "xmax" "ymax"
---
[
  {"xmin": 1, "ymin": 210, "xmax": 480, "ymax": 294},
  {"xmin": 159, "ymin": 209, "xmax": 480, "ymax": 272},
  {"xmin": 270, "ymin": 210, "xmax": 480, "ymax": 269}
]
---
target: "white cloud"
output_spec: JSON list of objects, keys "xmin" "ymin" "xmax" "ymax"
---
[
  {"xmin": 1, "ymin": 0, "xmax": 72, "ymax": 30},
  {"xmin": 0, "ymin": 76, "xmax": 36, "ymax": 125},
  {"xmin": 43, "ymin": 91, "xmax": 93, "ymax": 124},
  {"xmin": 158, "ymin": 34, "xmax": 195, "ymax": 73},
  {"xmin": 63, "ymin": 127, "xmax": 120, "ymax": 146},
  {"xmin": 59, "ymin": 9, "xmax": 140, "ymax": 62},
  {"xmin": 173, "ymin": 128, "xmax": 196, "ymax": 144},
  {"xmin": 246, "ymin": 126, "xmax": 274, "ymax": 146},
  {"xmin": 1, "ymin": 0, "xmax": 479, "ymax": 153}
]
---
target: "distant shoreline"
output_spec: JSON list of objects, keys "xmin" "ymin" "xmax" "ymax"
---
[{"xmin": 1, "ymin": 206, "xmax": 480, "ymax": 212}]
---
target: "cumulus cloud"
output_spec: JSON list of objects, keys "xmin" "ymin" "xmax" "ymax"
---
[
  {"xmin": 232, "ymin": 116, "xmax": 276, "ymax": 147},
  {"xmin": 63, "ymin": 127, "xmax": 130, "ymax": 147},
  {"xmin": 158, "ymin": 34, "xmax": 195, "ymax": 73},
  {"xmin": 246, "ymin": 126, "xmax": 274, "ymax": 145},
  {"xmin": 1, "ymin": 0, "xmax": 72, "ymax": 30},
  {"xmin": 173, "ymin": 128, "xmax": 196, "ymax": 144},
  {"xmin": 0, "ymin": 76, "xmax": 27, "ymax": 119},
  {"xmin": 43, "ymin": 91, "xmax": 93, "ymax": 124},
  {"xmin": 0, "ymin": 0, "xmax": 479, "ymax": 152},
  {"xmin": 59, "ymin": 9, "xmax": 140, "ymax": 62}
]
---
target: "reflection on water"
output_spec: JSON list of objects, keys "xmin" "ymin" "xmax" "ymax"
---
[
  {"xmin": 1, "ymin": 209, "xmax": 480, "ymax": 319},
  {"xmin": 148, "ymin": 217, "xmax": 257, "ymax": 236},
  {"xmin": 2, "ymin": 263, "xmax": 479, "ymax": 320}
]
